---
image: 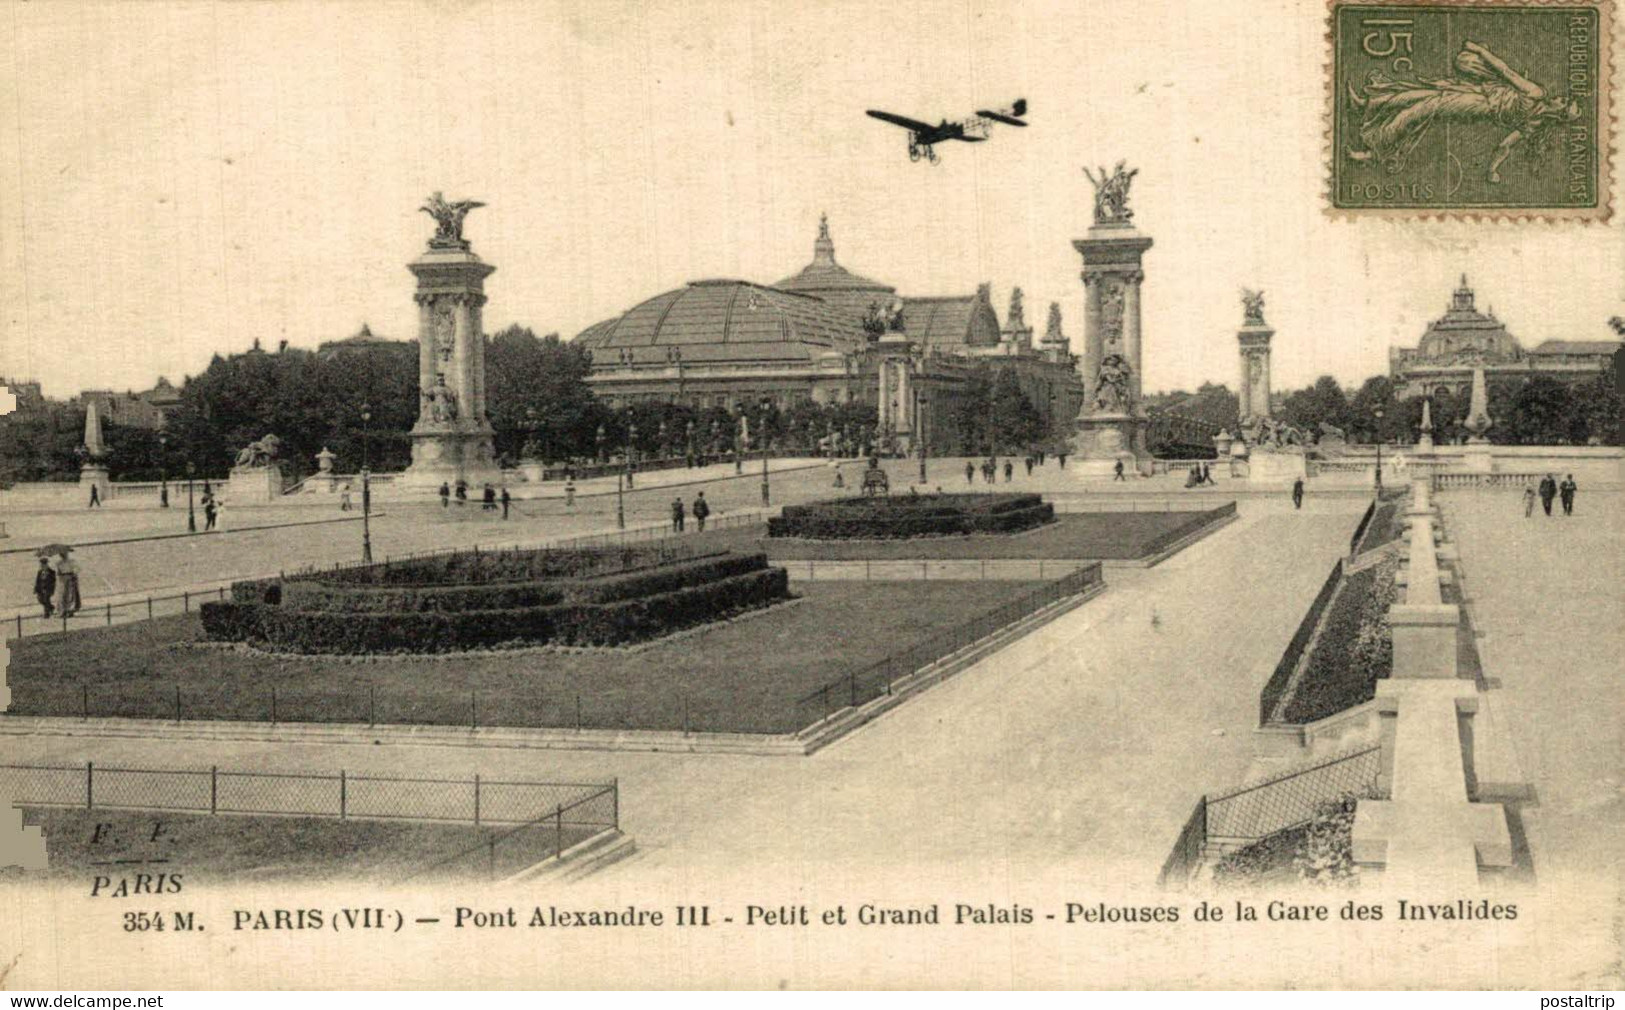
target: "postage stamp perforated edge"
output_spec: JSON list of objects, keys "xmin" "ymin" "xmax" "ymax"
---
[{"xmin": 1324, "ymin": 0, "xmax": 1617, "ymax": 222}]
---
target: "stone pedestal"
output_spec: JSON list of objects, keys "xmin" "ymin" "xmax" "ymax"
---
[
  {"xmin": 1071, "ymin": 414, "xmax": 1149, "ymax": 476},
  {"xmin": 1069, "ymin": 216, "xmax": 1154, "ymax": 476},
  {"xmin": 228, "ymin": 464, "xmax": 284, "ymax": 505},
  {"xmin": 400, "ymin": 225, "xmax": 503, "ymax": 493},
  {"xmin": 78, "ymin": 464, "xmax": 111, "ymax": 503},
  {"xmin": 1244, "ymin": 448, "xmax": 1307, "ymax": 483},
  {"xmin": 519, "ymin": 460, "xmax": 546, "ymax": 484}
]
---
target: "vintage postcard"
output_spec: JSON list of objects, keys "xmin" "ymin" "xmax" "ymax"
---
[{"xmin": 1, "ymin": 0, "xmax": 1621, "ymax": 993}]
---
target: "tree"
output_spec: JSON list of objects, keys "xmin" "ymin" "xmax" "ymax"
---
[
  {"xmin": 987, "ymin": 367, "xmax": 1046, "ymax": 452},
  {"xmin": 1503, "ymin": 375, "xmax": 1576, "ymax": 445},
  {"xmin": 1279, "ymin": 376, "xmax": 1353, "ymax": 436},
  {"xmin": 1577, "ymin": 370, "xmax": 1621, "ymax": 445},
  {"xmin": 484, "ymin": 326, "xmax": 608, "ymax": 464}
]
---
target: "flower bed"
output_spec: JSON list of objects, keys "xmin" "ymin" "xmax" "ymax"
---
[
  {"xmin": 768, "ymin": 493, "xmax": 1055, "ymax": 540},
  {"xmin": 202, "ymin": 548, "xmax": 791, "ymax": 654},
  {"xmin": 277, "ymin": 552, "xmax": 749, "ymax": 614},
  {"xmin": 1277, "ymin": 555, "xmax": 1399, "ymax": 724},
  {"xmin": 1211, "ymin": 794, "xmax": 1361, "ymax": 888}
]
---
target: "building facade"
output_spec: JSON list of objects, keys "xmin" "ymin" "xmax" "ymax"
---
[
  {"xmin": 1389, "ymin": 276, "xmax": 1620, "ymax": 398},
  {"xmin": 574, "ymin": 215, "xmax": 1084, "ymax": 453}
]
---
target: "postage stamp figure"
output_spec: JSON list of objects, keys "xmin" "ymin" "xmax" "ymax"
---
[{"xmin": 1331, "ymin": 2, "xmax": 1613, "ymax": 217}]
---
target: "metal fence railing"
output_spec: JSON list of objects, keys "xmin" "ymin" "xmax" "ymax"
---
[
  {"xmin": 7, "ymin": 584, "xmax": 234, "ymax": 642},
  {"xmin": 396, "ymin": 786, "xmax": 620, "ymax": 882},
  {"xmin": 1257, "ymin": 559, "xmax": 1345, "ymax": 727},
  {"xmin": 1157, "ymin": 797, "xmax": 1208, "ymax": 889},
  {"xmin": 794, "ymin": 564, "xmax": 1104, "ymax": 726},
  {"xmin": 1, "ymin": 760, "xmax": 616, "ymax": 830},
  {"xmin": 1203, "ymin": 746, "xmax": 1382, "ymax": 845}
]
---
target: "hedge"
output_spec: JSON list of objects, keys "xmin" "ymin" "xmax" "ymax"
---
[
  {"xmin": 302, "ymin": 544, "xmax": 692, "ymax": 587},
  {"xmin": 277, "ymin": 552, "xmax": 755, "ymax": 614},
  {"xmin": 1278, "ymin": 556, "xmax": 1399, "ymax": 724},
  {"xmin": 770, "ymin": 493, "xmax": 1055, "ymax": 539},
  {"xmin": 201, "ymin": 567, "xmax": 791, "ymax": 654}
]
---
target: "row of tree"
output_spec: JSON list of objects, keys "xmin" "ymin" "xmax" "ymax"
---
[{"xmin": 3, "ymin": 333, "xmax": 1616, "ymax": 483}]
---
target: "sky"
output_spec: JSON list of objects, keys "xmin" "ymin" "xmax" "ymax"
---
[{"xmin": 1, "ymin": 0, "xmax": 1621, "ymax": 400}]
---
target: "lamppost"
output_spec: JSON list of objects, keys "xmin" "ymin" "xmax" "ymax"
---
[
  {"xmin": 625, "ymin": 419, "xmax": 637, "ymax": 489},
  {"xmin": 595, "ymin": 424, "xmax": 606, "ymax": 466},
  {"xmin": 186, "ymin": 460, "xmax": 196, "ymax": 533},
  {"xmin": 525, "ymin": 407, "xmax": 542, "ymax": 468},
  {"xmin": 917, "ymin": 391, "xmax": 929, "ymax": 484},
  {"xmin": 734, "ymin": 412, "xmax": 745, "ymax": 475},
  {"xmin": 685, "ymin": 420, "xmax": 695, "ymax": 467},
  {"xmin": 657, "ymin": 420, "xmax": 667, "ymax": 462},
  {"xmin": 1372, "ymin": 406, "xmax": 1385, "ymax": 494},
  {"xmin": 360, "ymin": 403, "xmax": 374, "ymax": 563},
  {"xmin": 759, "ymin": 403, "xmax": 771, "ymax": 507},
  {"xmin": 157, "ymin": 433, "xmax": 170, "ymax": 508}
]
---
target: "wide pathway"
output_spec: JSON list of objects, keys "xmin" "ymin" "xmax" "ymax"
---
[{"xmin": 4, "ymin": 497, "xmax": 1361, "ymax": 894}]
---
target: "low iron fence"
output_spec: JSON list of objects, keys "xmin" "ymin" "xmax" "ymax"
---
[
  {"xmin": 1, "ymin": 760, "xmax": 617, "ymax": 829},
  {"xmin": 1157, "ymin": 797, "xmax": 1208, "ymax": 889},
  {"xmin": 794, "ymin": 564, "xmax": 1104, "ymax": 726},
  {"xmin": 1257, "ymin": 559, "xmax": 1344, "ymax": 727},
  {"xmin": 1202, "ymin": 746, "xmax": 1381, "ymax": 845}
]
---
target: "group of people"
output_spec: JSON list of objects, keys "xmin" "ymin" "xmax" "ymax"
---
[
  {"xmin": 436, "ymin": 480, "xmax": 513, "ymax": 519},
  {"xmin": 33, "ymin": 550, "xmax": 82, "ymax": 619},
  {"xmin": 1523, "ymin": 474, "xmax": 1579, "ymax": 518},
  {"xmin": 669, "ymin": 491, "xmax": 710, "ymax": 532},
  {"xmin": 1183, "ymin": 462, "xmax": 1218, "ymax": 488}
]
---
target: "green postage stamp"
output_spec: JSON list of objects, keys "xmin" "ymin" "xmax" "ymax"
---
[{"xmin": 1331, "ymin": 0, "xmax": 1614, "ymax": 217}]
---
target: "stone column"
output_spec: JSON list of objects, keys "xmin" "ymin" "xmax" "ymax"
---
[
  {"xmin": 1081, "ymin": 276, "xmax": 1102, "ymax": 408},
  {"xmin": 1070, "ymin": 216, "xmax": 1153, "ymax": 477},
  {"xmin": 1123, "ymin": 270, "xmax": 1144, "ymax": 413}
]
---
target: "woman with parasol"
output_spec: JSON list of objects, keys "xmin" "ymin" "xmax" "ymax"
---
[{"xmin": 39, "ymin": 545, "xmax": 83, "ymax": 618}]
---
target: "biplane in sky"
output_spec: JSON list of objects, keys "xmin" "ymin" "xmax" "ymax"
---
[{"xmin": 864, "ymin": 99, "xmax": 1028, "ymax": 164}]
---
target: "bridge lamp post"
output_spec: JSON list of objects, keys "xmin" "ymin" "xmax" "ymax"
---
[
  {"xmin": 1372, "ymin": 406, "xmax": 1385, "ymax": 495},
  {"xmin": 157, "ymin": 433, "xmax": 170, "ymax": 508},
  {"xmin": 917, "ymin": 391, "xmax": 929, "ymax": 484},
  {"xmin": 186, "ymin": 461, "xmax": 196, "ymax": 533},
  {"xmin": 360, "ymin": 403, "xmax": 373, "ymax": 564},
  {"xmin": 759, "ymin": 403, "xmax": 772, "ymax": 507}
]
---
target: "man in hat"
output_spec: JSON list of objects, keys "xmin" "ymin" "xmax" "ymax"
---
[
  {"xmin": 692, "ymin": 491, "xmax": 710, "ymax": 532},
  {"xmin": 33, "ymin": 557, "xmax": 57, "ymax": 618},
  {"xmin": 670, "ymin": 496, "xmax": 686, "ymax": 533}
]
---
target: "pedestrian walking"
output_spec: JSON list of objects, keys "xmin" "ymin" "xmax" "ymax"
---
[
  {"xmin": 1522, "ymin": 484, "xmax": 1536, "ymax": 517},
  {"xmin": 965, "ymin": 461, "xmax": 975, "ymax": 485},
  {"xmin": 564, "ymin": 479, "xmax": 576, "ymax": 508},
  {"xmin": 1559, "ymin": 474, "xmax": 1577, "ymax": 515},
  {"xmin": 692, "ymin": 492, "xmax": 710, "ymax": 532},
  {"xmin": 33, "ymin": 557, "xmax": 56, "ymax": 618},
  {"xmin": 203, "ymin": 495, "xmax": 218, "ymax": 531},
  {"xmin": 455, "ymin": 480, "xmax": 468, "ymax": 505},
  {"xmin": 55, "ymin": 550, "xmax": 81, "ymax": 618},
  {"xmin": 439, "ymin": 481, "xmax": 450, "ymax": 508},
  {"xmin": 1003, "ymin": 460, "xmax": 1013, "ymax": 483},
  {"xmin": 834, "ymin": 468, "xmax": 845, "ymax": 489},
  {"xmin": 340, "ymin": 484, "xmax": 353, "ymax": 511},
  {"xmin": 1291, "ymin": 477, "xmax": 1304, "ymax": 510},
  {"xmin": 88, "ymin": 484, "xmax": 101, "ymax": 507},
  {"xmin": 1024, "ymin": 456, "xmax": 1034, "ymax": 477},
  {"xmin": 1059, "ymin": 453, "xmax": 1068, "ymax": 469},
  {"xmin": 1113, "ymin": 459, "xmax": 1126, "ymax": 482},
  {"xmin": 482, "ymin": 484, "xmax": 497, "ymax": 511},
  {"xmin": 670, "ymin": 496, "xmax": 686, "ymax": 533},
  {"xmin": 1538, "ymin": 474, "xmax": 1557, "ymax": 516},
  {"xmin": 500, "ymin": 487, "xmax": 511, "ymax": 520}
]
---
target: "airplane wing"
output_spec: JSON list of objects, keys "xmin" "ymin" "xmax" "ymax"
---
[
  {"xmin": 949, "ymin": 135, "xmax": 987, "ymax": 143},
  {"xmin": 975, "ymin": 110, "xmax": 1028, "ymax": 127},
  {"xmin": 865, "ymin": 110, "xmax": 936, "ymax": 133}
]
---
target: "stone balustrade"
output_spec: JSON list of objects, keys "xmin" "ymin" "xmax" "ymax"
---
[{"xmin": 1351, "ymin": 476, "xmax": 1513, "ymax": 886}]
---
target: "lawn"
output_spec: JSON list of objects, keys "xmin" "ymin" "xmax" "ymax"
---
[
  {"xmin": 1277, "ymin": 556, "xmax": 1400, "ymax": 725},
  {"xmin": 19, "ymin": 808, "xmax": 588, "ymax": 884},
  {"xmin": 689, "ymin": 507, "xmax": 1231, "ymax": 561},
  {"xmin": 7, "ymin": 581, "xmax": 1046, "ymax": 735}
]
